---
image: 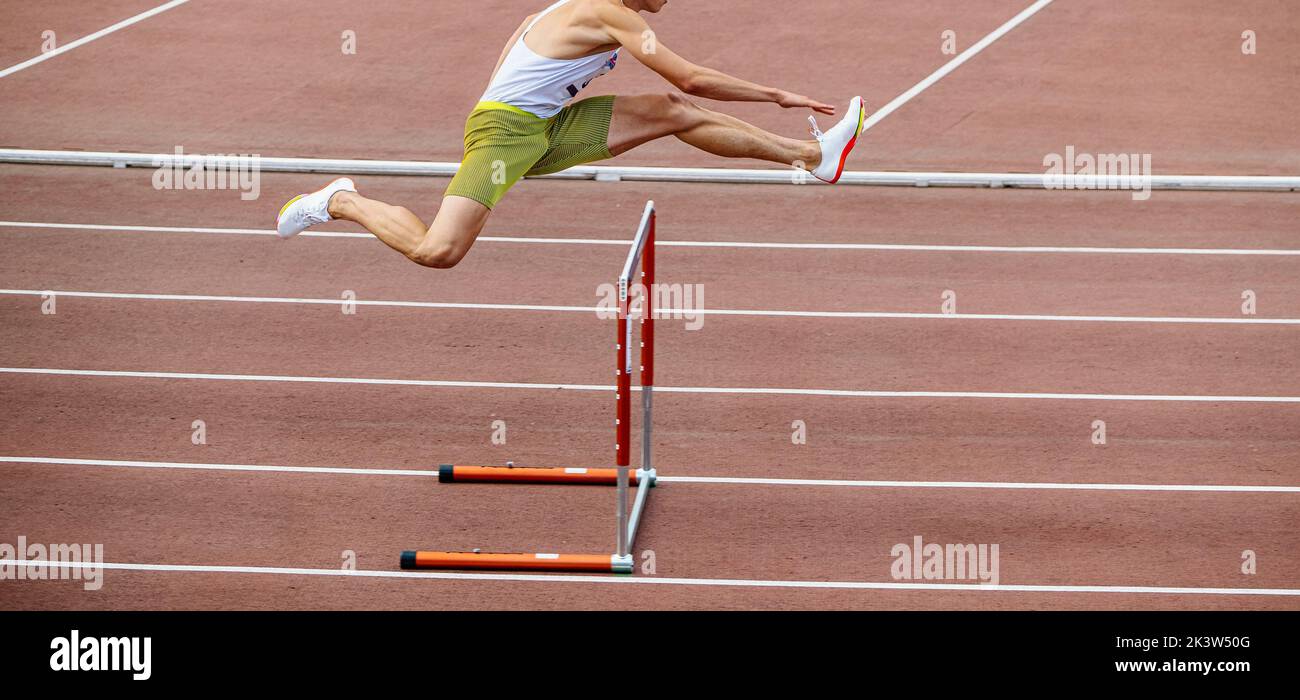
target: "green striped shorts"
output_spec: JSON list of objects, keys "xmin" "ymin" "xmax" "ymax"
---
[{"xmin": 446, "ymin": 96, "xmax": 616, "ymax": 210}]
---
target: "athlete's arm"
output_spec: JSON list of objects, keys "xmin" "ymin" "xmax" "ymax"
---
[{"xmin": 600, "ymin": 6, "xmax": 834, "ymax": 114}]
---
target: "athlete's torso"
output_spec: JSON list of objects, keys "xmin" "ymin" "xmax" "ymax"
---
[{"xmin": 480, "ymin": 0, "xmax": 620, "ymax": 118}]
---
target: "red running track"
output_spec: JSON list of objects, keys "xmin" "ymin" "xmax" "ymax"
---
[{"xmin": 1, "ymin": 0, "xmax": 1298, "ymax": 610}]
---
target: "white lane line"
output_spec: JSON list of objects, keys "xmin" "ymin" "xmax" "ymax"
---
[
  {"xmin": 2, "ymin": 559, "xmax": 1296, "ymax": 596},
  {"xmin": 3, "ymin": 221, "xmax": 1297, "ymax": 256},
  {"xmin": 0, "ymin": 221, "xmax": 369, "ymax": 238},
  {"xmin": 0, "ymin": 367, "xmax": 605, "ymax": 392},
  {"xmin": 0, "ymin": 456, "xmax": 436, "ymax": 478},
  {"xmin": 5, "ymin": 455, "xmax": 1297, "ymax": 494},
  {"xmin": 0, "ymin": 0, "xmax": 192, "ymax": 79},
  {"xmin": 4, "ymin": 289, "xmax": 1297, "ymax": 326},
  {"xmin": 667, "ymin": 475, "xmax": 1300, "ymax": 494},
  {"xmin": 862, "ymin": 0, "xmax": 1056, "ymax": 132},
  {"xmin": 0, "ymin": 289, "xmax": 594, "ymax": 315},
  {"xmin": 2, "ymin": 366, "xmax": 1299, "ymax": 403},
  {"xmin": 655, "ymin": 241, "xmax": 1300, "ymax": 256}
]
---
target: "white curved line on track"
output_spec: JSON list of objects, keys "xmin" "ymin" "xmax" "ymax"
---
[
  {"xmin": 861, "ymin": 0, "xmax": 1056, "ymax": 132},
  {"xmin": 3, "ymin": 455, "xmax": 1297, "ymax": 493},
  {"xmin": 0, "ymin": 1, "xmax": 192, "ymax": 79},
  {"xmin": 2, "ymin": 289, "xmax": 1295, "ymax": 326},
  {"xmin": 3, "ymin": 221, "xmax": 1297, "ymax": 255},
  {"xmin": 2, "ymin": 367, "xmax": 1300, "ymax": 403},
  {"xmin": 1, "ymin": 559, "xmax": 1295, "ymax": 596}
]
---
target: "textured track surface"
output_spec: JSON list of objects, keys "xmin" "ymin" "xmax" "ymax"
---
[{"xmin": 1, "ymin": 0, "xmax": 1296, "ymax": 610}]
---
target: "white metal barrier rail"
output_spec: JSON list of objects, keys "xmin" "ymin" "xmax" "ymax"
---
[{"xmin": 2, "ymin": 148, "xmax": 1297, "ymax": 191}]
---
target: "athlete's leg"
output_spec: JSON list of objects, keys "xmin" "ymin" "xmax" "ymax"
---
[
  {"xmin": 316, "ymin": 101, "xmax": 544, "ymax": 269},
  {"xmin": 328, "ymin": 192, "xmax": 490, "ymax": 269},
  {"xmin": 608, "ymin": 93, "xmax": 822, "ymax": 169}
]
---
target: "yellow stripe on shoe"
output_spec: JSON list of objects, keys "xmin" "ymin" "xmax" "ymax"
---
[{"xmin": 277, "ymin": 194, "xmax": 304, "ymax": 222}]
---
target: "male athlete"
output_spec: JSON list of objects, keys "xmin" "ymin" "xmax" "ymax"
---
[{"xmin": 276, "ymin": 0, "xmax": 864, "ymax": 268}]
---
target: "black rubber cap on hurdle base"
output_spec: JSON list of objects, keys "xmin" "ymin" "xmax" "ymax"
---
[
  {"xmin": 438, "ymin": 464, "xmax": 455, "ymax": 483},
  {"xmin": 399, "ymin": 551, "xmax": 417, "ymax": 569}
]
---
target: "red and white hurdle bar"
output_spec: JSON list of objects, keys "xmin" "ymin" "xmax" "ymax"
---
[{"xmin": 402, "ymin": 201, "xmax": 658, "ymax": 574}]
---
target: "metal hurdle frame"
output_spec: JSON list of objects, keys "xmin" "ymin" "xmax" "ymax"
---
[{"xmin": 401, "ymin": 201, "xmax": 658, "ymax": 574}]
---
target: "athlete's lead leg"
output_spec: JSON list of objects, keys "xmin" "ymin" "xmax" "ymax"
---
[
  {"xmin": 609, "ymin": 93, "xmax": 819, "ymax": 166},
  {"xmin": 608, "ymin": 93, "xmax": 865, "ymax": 183}
]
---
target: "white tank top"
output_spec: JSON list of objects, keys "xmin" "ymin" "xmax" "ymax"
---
[{"xmin": 480, "ymin": 0, "xmax": 620, "ymax": 118}]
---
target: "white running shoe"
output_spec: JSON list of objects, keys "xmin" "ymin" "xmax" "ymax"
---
[
  {"xmin": 808, "ymin": 96, "xmax": 866, "ymax": 184},
  {"xmin": 275, "ymin": 178, "xmax": 357, "ymax": 238}
]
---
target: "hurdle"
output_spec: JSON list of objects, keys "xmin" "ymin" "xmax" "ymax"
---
[{"xmin": 401, "ymin": 201, "xmax": 658, "ymax": 574}]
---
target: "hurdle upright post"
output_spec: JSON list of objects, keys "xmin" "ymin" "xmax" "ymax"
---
[
  {"xmin": 616, "ymin": 201, "xmax": 657, "ymax": 562},
  {"xmin": 641, "ymin": 207, "xmax": 655, "ymax": 476},
  {"xmin": 626, "ymin": 205, "xmax": 656, "ymax": 553},
  {"xmin": 615, "ymin": 264, "xmax": 631, "ymax": 560}
]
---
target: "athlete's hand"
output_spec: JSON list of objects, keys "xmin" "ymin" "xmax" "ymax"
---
[{"xmin": 777, "ymin": 91, "xmax": 836, "ymax": 115}]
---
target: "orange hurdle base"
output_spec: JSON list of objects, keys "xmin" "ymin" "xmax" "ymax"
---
[
  {"xmin": 439, "ymin": 464, "xmax": 655, "ymax": 487},
  {"xmin": 401, "ymin": 550, "xmax": 634, "ymax": 574}
]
